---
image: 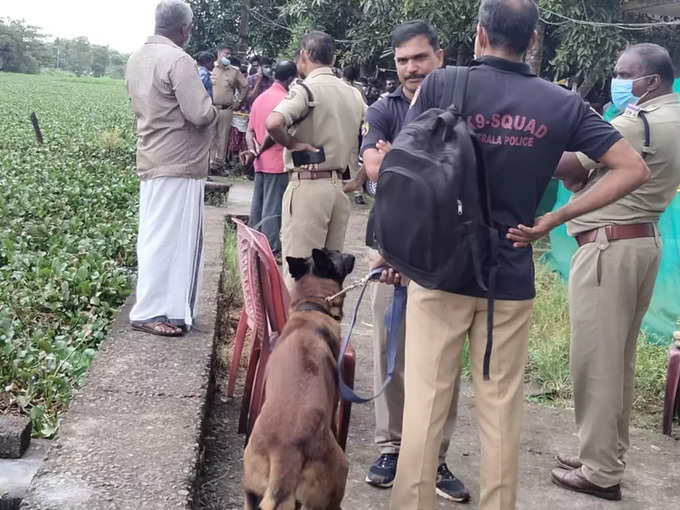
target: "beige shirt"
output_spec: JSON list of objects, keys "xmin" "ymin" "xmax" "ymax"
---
[
  {"xmin": 568, "ymin": 93, "xmax": 680, "ymax": 236},
  {"xmin": 211, "ymin": 65, "xmax": 248, "ymax": 106},
  {"xmin": 125, "ymin": 35, "xmax": 217, "ymax": 181},
  {"xmin": 273, "ymin": 67, "xmax": 367, "ymax": 172}
]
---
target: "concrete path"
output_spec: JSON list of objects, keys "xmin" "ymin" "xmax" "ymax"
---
[
  {"xmin": 205, "ymin": 186, "xmax": 680, "ymax": 510},
  {"xmin": 19, "ymin": 207, "xmax": 228, "ymax": 510}
]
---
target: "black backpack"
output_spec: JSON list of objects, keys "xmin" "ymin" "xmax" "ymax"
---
[{"xmin": 371, "ymin": 67, "xmax": 500, "ymax": 380}]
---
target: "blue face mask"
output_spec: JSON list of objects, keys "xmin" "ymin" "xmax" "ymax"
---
[
  {"xmin": 610, "ymin": 79, "xmax": 639, "ymax": 111},
  {"xmin": 610, "ymin": 75, "xmax": 654, "ymax": 111},
  {"xmin": 220, "ymin": 57, "xmax": 231, "ymax": 67}
]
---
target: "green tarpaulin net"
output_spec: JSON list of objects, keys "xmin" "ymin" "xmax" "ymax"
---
[{"xmin": 543, "ymin": 79, "xmax": 680, "ymax": 346}]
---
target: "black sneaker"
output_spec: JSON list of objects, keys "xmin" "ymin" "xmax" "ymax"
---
[
  {"xmin": 436, "ymin": 464, "xmax": 470, "ymax": 503},
  {"xmin": 365, "ymin": 453, "xmax": 398, "ymax": 488}
]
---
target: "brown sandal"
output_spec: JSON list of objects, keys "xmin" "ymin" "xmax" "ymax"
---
[{"xmin": 131, "ymin": 321, "xmax": 184, "ymax": 337}]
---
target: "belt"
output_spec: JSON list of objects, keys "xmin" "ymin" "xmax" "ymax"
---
[
  {"xmin": 293, "ymin": 170, "xmax": 342, "ymax": 180},
  {"xmin": 576, "ymin": 223, "xmax": 655, "ymax": 247}
]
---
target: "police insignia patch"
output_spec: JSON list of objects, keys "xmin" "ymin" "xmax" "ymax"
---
[{"xmin": 361, "ymin": 122, "xmax": 370, "ymax": 137}]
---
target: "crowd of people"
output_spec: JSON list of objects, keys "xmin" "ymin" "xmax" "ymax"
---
[
  {"xmin": 191, "ymin": 46, "xmax": 399, "ymax": 175},
  {"xmin": 124, "ymin": 0, "xmax": 680, "ymax": 509}
]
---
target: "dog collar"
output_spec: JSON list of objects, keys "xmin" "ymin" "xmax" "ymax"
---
[{"xmin": 295, "ymin": 301, "xmax": 340, "ymax": 321}]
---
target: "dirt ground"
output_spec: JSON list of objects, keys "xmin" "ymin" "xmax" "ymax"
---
[{"xmin": 196, "ymin": 196, "xmax": 680, "ymax": 510}]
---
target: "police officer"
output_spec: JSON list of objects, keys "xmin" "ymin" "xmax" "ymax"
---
[
  {"xmin": 549, "ymin": 43, "xmax": 680, "ymax": 502},
  {"xmin": 361, "ymin": 20, "xmax": 469, "ymax": 503},
  {"xmin": 265, "ymin": 31, "xmax": 365, "ymax": 287},
  {"xmin": 211, "ymin": 45, "xmax": 248, "ymax": 170},
  {"xmin": 380, "ymin": 1, "xmax": 650, "ymax": 509}
]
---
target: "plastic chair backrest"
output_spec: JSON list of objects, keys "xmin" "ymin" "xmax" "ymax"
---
[{"xmin": 233, "ymin": 219, "xmax": 290, "ymax": 338}]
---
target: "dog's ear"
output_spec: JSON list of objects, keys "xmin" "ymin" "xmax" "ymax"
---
[
  {"xmin": 342, "ymin": 254, "xmax": 355, "ymax": 278},
  {"xmin": 311, "ymin": 248, "xmax": 333, "ymax": 277},
  {"xmin": 286, "ymin": 257, "xmax": 309, "ymax": 280}
]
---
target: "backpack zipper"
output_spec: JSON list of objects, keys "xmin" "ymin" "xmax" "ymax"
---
[{"xmin": 457, "ymin": 199, "xmax": 463, "ymax": 216}]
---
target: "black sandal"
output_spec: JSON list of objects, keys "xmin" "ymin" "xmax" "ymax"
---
[{"xmin": 131, "ymin": 321, "xmax": 184, "ymax": 337}]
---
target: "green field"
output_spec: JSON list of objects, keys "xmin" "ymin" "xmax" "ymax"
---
[{"xmin": 0, "ymin": 72, "xmax": 139, "ymax": 436}]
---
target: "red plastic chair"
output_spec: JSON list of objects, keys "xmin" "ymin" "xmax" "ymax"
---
[
  {"xmin": 662, "ymin": 345, "xmax": 680, "ymax": 436},
  {"xmin": 228, "ymin": 218, "xmax": 355, "ymax": 450}
]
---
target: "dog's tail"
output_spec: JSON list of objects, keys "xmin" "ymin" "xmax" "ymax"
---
[{"xmin": 259, "ymin": 448, "xmax": 304, "ymax": 510}]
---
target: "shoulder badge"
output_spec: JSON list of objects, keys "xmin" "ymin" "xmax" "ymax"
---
[
  {"xmin": 623, "ymin": 104, "xmax": 640, "ymax": 118},
  {"xmin": 361, "ymin": 122, "xmax": 370, "ymax": 137}
]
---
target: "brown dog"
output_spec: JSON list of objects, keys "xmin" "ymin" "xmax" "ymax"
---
[{"xmin": 243, "ymin": 248, "xmax": 356, "ymax": 510}]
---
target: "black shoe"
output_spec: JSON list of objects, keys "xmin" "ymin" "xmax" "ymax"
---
[
  {"xmin": 354, "ymin": 193, "xmax": 366, "ymax": 205},
  {"xmin": 436, "ymin": 464, "xmax": 471, "ymax": 503},
  {"xmin": 365, "ymin": 453, "xmax": 398, "ymax": 488}
]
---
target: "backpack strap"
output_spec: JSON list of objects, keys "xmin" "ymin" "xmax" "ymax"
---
[
  {"xmin": 436, "ymin": 66, "xmax": 470, "ymax": 114},
  {"xmin": 638, "ymin": 111, "xmax": 652, "ymax": 160},
  {"xmin": 290, "ymin": 82, "xmax": 316, "ymax": 127}
]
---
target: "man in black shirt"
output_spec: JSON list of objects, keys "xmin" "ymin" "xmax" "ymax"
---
[
  {"xmin": 361, "ymin": 21, "xmax": 469, "ymax": 503},
  {"xmin": 383, "ymin": 2, "xmax": 650, "ymax": 510}
]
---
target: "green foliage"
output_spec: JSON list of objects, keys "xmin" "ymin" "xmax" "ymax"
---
[{"xmin": 0, "ymin": 73, "xmax": 139, "ymax": 436}]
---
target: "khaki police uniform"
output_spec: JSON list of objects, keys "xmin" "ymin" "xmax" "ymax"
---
[
  {"xmin": 211, "ymin": 65, "xmax": 248, "ymax": 166},
  {"xmin": 567, "ymin": 93, "xmax": 680, "ymax": 488},
  {"xmin": 273, "ymin": 67, "xmax": 366, "ymax": 287}
]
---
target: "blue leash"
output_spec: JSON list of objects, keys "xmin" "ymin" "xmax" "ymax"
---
[{"xmin": 337, "ymin": 267, "xmax": 407, "ymax": 404}]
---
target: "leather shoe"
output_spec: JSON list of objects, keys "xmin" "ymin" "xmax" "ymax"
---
[
  {"xmin": 551, "ymin": 468, "xmax": 621, "ymax": 501},
  {"xmin": 555, "ymin": 453, "xmax": 582, "ymax": 470}
]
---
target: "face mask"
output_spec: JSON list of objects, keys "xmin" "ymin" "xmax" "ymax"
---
[
  {"xmin": 220, "ymin": 57, "xmax": 231, "ymax": 67},
  {"xmin": 610, "ymin": 75, "xmax": 654, "ymax": 111}
]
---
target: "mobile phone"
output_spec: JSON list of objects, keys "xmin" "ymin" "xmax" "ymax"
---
[{"xmin": 292, "ymin": 146, "xmax": 326, "ymax": 167}]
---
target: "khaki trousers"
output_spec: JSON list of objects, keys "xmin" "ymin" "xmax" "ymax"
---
[
  {"xmin": 213, "ymin": 108, "xmax": 233, "ymax": 166},
  {"xmin": 372, "ymin": 280, "xmax": 459, "ymax": 463},
  {"xmin": 390, "ymin": 282, "xmax": 533, "ymax": 510},
  {"xmin": 569, "ymin": 229, "xmax": 661, "ymax": 488},
  {"xmin": 281, "ymin": 175, "xmax": 350, "ymax": 289}
]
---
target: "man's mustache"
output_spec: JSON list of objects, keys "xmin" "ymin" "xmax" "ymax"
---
[{"xmin": 405, "ymin": 74, "xmax": 426, "ymax": 81}]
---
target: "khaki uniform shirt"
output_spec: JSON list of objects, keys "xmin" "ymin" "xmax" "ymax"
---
[
  {"xmin": 568, "ymin": 93, "xmax": 680, "ymax": 236},
  {"xmin": 125, "ymin": 35, "xmax": 216, "ymax": 181},
  {"xmin": 273, "ymin": 67, "xmax": 367, "ymax": 172},
  {"xmin": 211, "ymin": 65, "xmax": 248, "ymax": 106}
]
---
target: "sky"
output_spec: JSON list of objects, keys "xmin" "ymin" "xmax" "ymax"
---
[{"xmin": 2, "ymin": 0, "xmax": 160, "ymax": 54}]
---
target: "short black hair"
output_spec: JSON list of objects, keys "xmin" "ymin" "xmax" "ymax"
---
[
  {"xmin": 218, "ymin": 44, "xmax": 232, "ymax": 52},
  {"xmin": 261, "ymin": 56, "xmax": 273, "ymax": 67},
  {"xmin": 275, "ymin": 61, "xmax": 297, "ymax": 83},
  {"xmin": 478, "ymin": 0, "xmax": 538, "ymax": 55},
  {"xmin": 301, "ymin": 31, "xmax": 335, "ymax": 66},
  {"xmin": 195, "ymin": 51, "xmax": 214, "ymax": 66},
  {"xmin": 250, "ymin": 55, "xmax": 261, "ymax": 64},
  {"xmin": 392, "ymin": 20, "xmax": 439, "ymax": 51},
  {"xmin": 342, "ymin": 65, "xmax": 358, "ymax": 82},
  {"xmin": 627, "ymin": 43, "xmax": 675, "ymax": 84}
]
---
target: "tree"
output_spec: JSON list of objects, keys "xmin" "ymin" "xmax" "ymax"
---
[
  {"xmin": 0, "ymin": 18, "xmax": 45, "ymax": 74},
  {"xmin": 91, "ymin": 45, "xmax": 110, "ymax": 77}
]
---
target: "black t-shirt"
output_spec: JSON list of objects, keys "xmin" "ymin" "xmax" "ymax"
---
[
  {"xmin": 361, "ymin": 86, "xmax": 411, "ymax": 245},
  {"xmin": 404, "ymin": 56, "xmax": 622, "ymax": 300},
  {"xmin": 360, "ymin": 86, "xmax": 411, "ymax": 155}
]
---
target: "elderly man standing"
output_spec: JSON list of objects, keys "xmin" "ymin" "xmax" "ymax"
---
[
  {"xmin": 551, "ymin": 43, "xmax": 680, "ymax": 501},
  {"xmin": 265, "ymin": 31, "xmax": 366, "ymax": 287},
  {"xmin": 126, "ymin": 0, "xmax": 216, "ymax": 336}
]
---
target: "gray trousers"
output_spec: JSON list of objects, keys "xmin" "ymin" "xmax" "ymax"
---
[
  {"xmin": 372, "ymin": 280, "xmax": 459, "ymax": 464},
  {"xmin": 570, "ymin": 228, "xmax": 661, "ymax": 487},
  {"xmin": 249, "ymin": 172, "xmax": 289, "ymax": 254}
]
